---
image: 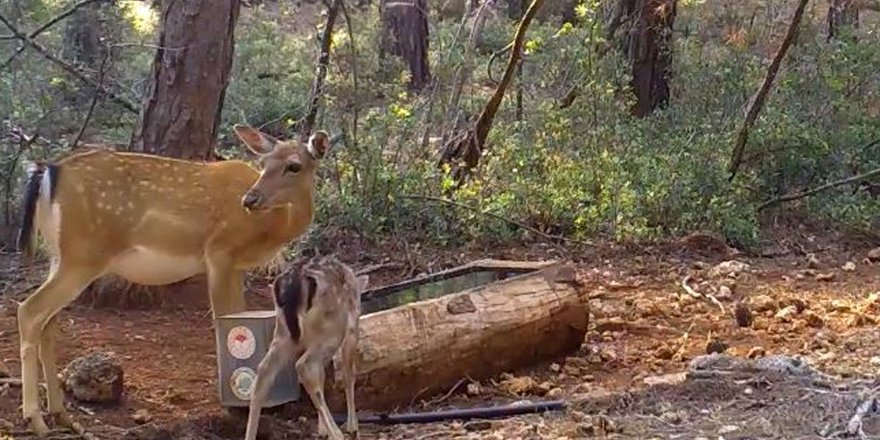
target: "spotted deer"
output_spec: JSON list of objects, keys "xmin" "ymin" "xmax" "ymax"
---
[
  {"xmin": 15, "ymin": 124, "xmax": 331, "ymax": 437},
  {"xmin": 244, "ymin": 255, "xmax": 366, "ymax": 440}
]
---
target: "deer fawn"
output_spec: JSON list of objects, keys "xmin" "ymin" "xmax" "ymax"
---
[
  {"xmin": 16, "ymin": 125, "xmax": 330, "ymax": 437},
  {"xmin": 244, "ymin": 255, "xmax": 366, "ymax": 440}
]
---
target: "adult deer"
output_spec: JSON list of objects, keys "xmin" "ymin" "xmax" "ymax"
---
[{"xmin": 16, "ymin": 124, "xmax": 330, "ymax": 437}]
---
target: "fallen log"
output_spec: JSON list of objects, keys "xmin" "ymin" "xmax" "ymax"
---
[{"xmin": 326, "ymin": 259, "xmax": 590, "ymax": 411}]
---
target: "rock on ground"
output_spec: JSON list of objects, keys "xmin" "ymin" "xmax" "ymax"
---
[{"xmin": 60, "ymin": 351, "xmax": 124, "ymax": 403}]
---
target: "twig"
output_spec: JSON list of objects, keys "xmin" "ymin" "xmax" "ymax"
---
[
  {"xmin": 399, "ymin": 194, "xmax": 593, "ymax": 247},
  {"xmin": 0, "ymin": 13, "xmax": 138, "ymax": 113},
  {"xmin": 69, "ymin": 52, "xmax": 109, "ymax": 149},
  {"xmin": 846, "ymin": 396, "xmax": 879, "ymax": 437},
  {"xmin": 674, "ymin": 320, "xmax": 696, "ymax": 360},
  {"xmin": 423, "ymin": 378, "xmax": 467, "ymax": 407},
  {"xmin": 0, "ymin": 0, "xmax": 105, "ymax": 70},
  {"xmin": 728, "ymin": 0, "xmax": 810, "ymax": 180},
  {"xmin": 758, "ymin": 163, "xmax": 880, "ymax": 211},
  {"xmin": 680, "ymin": 275, "xmax": 725, "ymax": 313}
]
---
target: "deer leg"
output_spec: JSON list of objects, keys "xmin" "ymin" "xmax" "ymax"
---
[
  {"xmin": 39, "ymin": 315, "xmax": 72, "ymax": 426},
  {"xmin": 244, "ymin": 336, "xmax": 295, "ymax": 440},
  {"xmin": 19, "ymin": 264, "xmax": 101, "ymax": 437},
  {"xmin": 206, "ymin": 255, "xmax": 246, "ymax": 319},
  {"xmin": 341, "ymin": 325, "xmax": 358, "ymax": 435},
  {"xmin": 296, "ymin": 348, "xmax": 344, "ymax": 440}
]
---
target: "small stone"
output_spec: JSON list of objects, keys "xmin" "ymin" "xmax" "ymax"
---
[
  {"xmin": 868, "ymin": 247, "xmax": 880, "ymax": 262},
  {"xmin": 719, "ymin": 425, "xmax": 740, "ymax": 434},
  {"xmin": 132, "ymin": 409, "xmax": 152, "ymax": 425},
  {"xmin": 464, "ymin": 420, "xmax": 492, "ymax": 431},
  {"xmin": 806, "ymin": 253, "xmax": 821, "ymax": 269},
  {"xmin": 716, "ymin": 285, "xmax": 733, "ymax": 300},
  {"xmin": 750, "ymin": 295, "xmax": 777, "ymax": 312},
  {"xmin": 744, "ymin": 387, "xmax": 754, "ymax": 395},
  {"xmin": 60, "ymin": 351, "xmax": 124, "ymax": 403},
  {"xmin": 550, "ymin": 363, "xmax": 561, "ymax": 373},
  {"xmin": 546, "ymin": 387, "xmax": 564, "ymax": 398},
  {"xmin": 804, "ymin": 310, "xmax": 824, "ymax": 328},
  {"xmin": 709, "ymin": 260, "xmax": 751, "ymax": 278},
  {"xmin": 830, "ymin": 300, "xmax": 851, "ymax": 313},
  {"xmin": 775, "ymin": 305, "xmax": 797, "ymax": 322},
  {"xmin": 747, "ymin": 346, "xmax": 766, "ymax": 359},
  {"xmin": 570, "ymin": 410, "xmax": 589, "ymax": 423},
  {"xmin": 660, "ymin": 410, "xmax": 683, "ymax": 424},
  {"xmin": 842, "ymin": 262, "xmax": 856, "ymax": 272},
  {"xmin": 870, "ymin": 356, "xmax": 880, "ymax": 366},
  {"xmin": 815, "ymin": 272, "xmax": 836, "ymax": 282},
  {"xmin": 466, "ymin": 382, "xmax": 482, "ymax": 396},
  {"xmin": 655, "ymin": 345, "xmax": 675, "ymax": 360},
  {"xmin": 599, "ymin": 347, "xmax": 617, "ymax": 363}
]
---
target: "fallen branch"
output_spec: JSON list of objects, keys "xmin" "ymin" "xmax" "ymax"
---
[
  {"xmin": 399, "ymin": 194, "xmax": 592, "ymax": 247},
  {"xmin": 847, "ymin": 396, "xmax": 880, "ymax": 437},
  {"xmin": 728, "ymin": 0, "xmax": 810, "ymax": 180},
  {"xmin": 0, "ymin": 12, "xmax": 138, "ymax": 113},
  {"xmin": 0, "ymin": 0, "xmax": 105, "ymax": 70},
  {"xmin": 758, "ymin": 164, "xmax": 880, "ymax": 211}
]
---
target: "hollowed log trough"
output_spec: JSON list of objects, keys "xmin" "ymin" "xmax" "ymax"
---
[{"xmin": 326, "ymin": 259, "xmax": 589, "ymax": 411}]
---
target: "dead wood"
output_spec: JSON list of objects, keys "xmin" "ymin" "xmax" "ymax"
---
[
  {"xmin": 728, "ymin": 0, "xmax": 810, "ymax": 180},
  {"xmin": 437, "ymin": 0, "xmax": 546, "ymax": 185},
  {"xmin": 758, "ymin": 158, "xmax": 880, "ymax": 211},
  {"xmin": 298, "ymin": 0, "xmax": 342, "ymax": 141},
  {"xmin": 0, "ymin": 13, "xmax": 138, "ymax": 113}
]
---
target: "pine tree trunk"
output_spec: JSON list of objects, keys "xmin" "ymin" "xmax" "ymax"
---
[
  {"xmin": 828, "ymin": 0, "xmax": 859, "ymax": 40},
  {"xmin": 383, "ymin": 0, "xmax": 431, "ymax": 91},
  {"xmin": 622, "ymin": 0, "xmax": 677, "ymax": 117},
  {"xmin": 129, "ymin": 0, "xmax": 241, "ymax": 159}
]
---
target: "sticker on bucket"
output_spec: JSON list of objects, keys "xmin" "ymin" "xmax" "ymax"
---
[
  {"xmin": 227, "ymin": 325, "xmax": 256, "ymax": 360},
  {"xmin": 230, "ymin": 366, "xmax": 257, "ymax": 400}
]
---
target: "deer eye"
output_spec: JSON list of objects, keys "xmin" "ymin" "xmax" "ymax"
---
[{"xmin": 285, "ymin": 162, "xmax": 302, "ymax": 174}]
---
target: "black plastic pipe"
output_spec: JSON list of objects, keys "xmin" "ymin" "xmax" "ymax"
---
[{"xmin": 332, "ymin": 400, "xmax": 567, "ymax": 426}]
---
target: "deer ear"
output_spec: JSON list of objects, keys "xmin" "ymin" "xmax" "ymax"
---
[
  {"xmin": 307, "ymin": 130, "xmax": 330, "ymax": 159},
  {"xmin": 355, "ymin": 275, "xmax": 370, "ymax": 292},
  {"xmin": 233, "ymin": 124, "xmax": 277, "ymax": 155}
]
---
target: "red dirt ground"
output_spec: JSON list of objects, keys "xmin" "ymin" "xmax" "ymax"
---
[{"xmin": 2, "ymin": 229, "xmax": 880, "ymax": 439}]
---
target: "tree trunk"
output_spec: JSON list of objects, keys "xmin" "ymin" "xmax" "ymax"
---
[
  {"xmin": 383, "ymin": 0, "xmax": 431, "ymax": 91},
  {"xmin": 325, "ymin": 260, "xmax": 589, "ymax": 411},
  {"xmin": 129, "ymin": 0, "xmax": 241, "ymax": 160},
  {"xmin": 619, "ymin": 0, "xmax": 677, "ymax": 118},
  {"xmin": 828, "ymin": 0, "xmax": 859, "ymax": 40}
]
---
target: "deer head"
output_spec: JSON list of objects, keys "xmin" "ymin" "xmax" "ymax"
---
[{"xmin": 233, "ymin": 124, "xmax": 331, "ymax": 211}]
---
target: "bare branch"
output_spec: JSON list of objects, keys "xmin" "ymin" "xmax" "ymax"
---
[
  {"xmin": 298, "ymin": 0, "xmax": 342, "ymax": 140},
  {"xmin": 69, "ymin": 52, "xmax": 110, "ymax": 149},
  {"xmin": 728, "ymin": 0, "xmax": 810, "ymax": 180},
  {"xmin": 0, "ymin": 12, "xmax": 139, "ymax": 113},
  {"xmin": 399, "ymin": 194, "xmax": 593, "ymax": 248},
  {"xmin": 0, "ymin": 0, "xmax": 107, "ymax": 69},
  {"xmin": 758, "ymin": 166, "xmax": 880, "ymax": 211}
]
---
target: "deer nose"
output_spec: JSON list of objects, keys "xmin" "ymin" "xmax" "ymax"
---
[{"xmin": 242, "ymin": 191, "xmax": 262, "ymax": 210}]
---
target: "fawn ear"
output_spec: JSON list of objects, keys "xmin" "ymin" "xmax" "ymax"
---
[
  {"xmin": 234, "ymin": 124, "xmax": 277, "ymax": 155},
  {"xmin": 355, "ymin": 275, "xmax": 370, "ymax": 293},
  {"xmin": 307, "ymin": 130, "xmax": 330, "ymax": 159}
]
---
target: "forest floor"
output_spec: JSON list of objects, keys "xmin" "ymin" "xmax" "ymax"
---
[{"xmin": 2, "ymin": 226, "xmax": 880, "ymax": 439}]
